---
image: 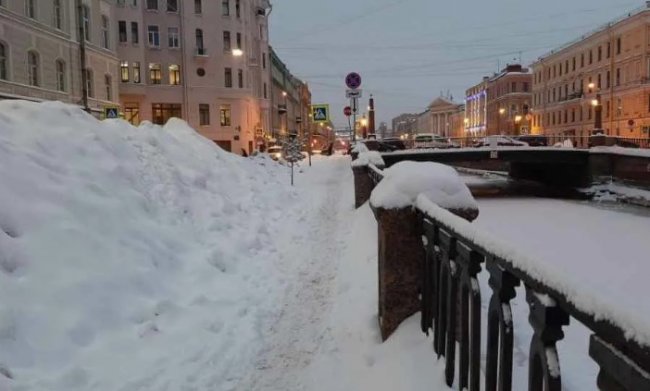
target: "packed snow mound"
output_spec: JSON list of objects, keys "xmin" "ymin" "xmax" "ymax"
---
[
  {"xmin": 0, "ymin": 101, "xmax": 295, "ymax": 390},
  {"xmin": 370, "ymin": 161, "xmax": 477, "ymax": 210},
  {"xmin": 351, "ymin": 151, "xmax": 384, "ymax": 167}
]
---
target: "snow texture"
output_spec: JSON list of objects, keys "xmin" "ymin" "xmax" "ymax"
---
[
  {"xmin": 0, "ymin": 101, "xmax": 302, "ymax": 390},
  {"xmin": 351, "ymin": 142, "xmax": 369, "ymax": 153},
  {"xmin": 370, "ymin": 161, "xmax": 477, "ymax": 210},
  {"xmin": 591, "ymin": 145, "xmax": 650, "ymax": 158},
  {"xmin": 351, "ymin": 151, "xmax": 385, "ymax": 167},
  {"xmin": 417, "ymin": 195, "xmax": 650, "ymax": 348}
]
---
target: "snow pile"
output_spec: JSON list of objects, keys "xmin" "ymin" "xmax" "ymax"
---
[
  {"xmin": 352, "ymin": 142, "xmax": 369, "ymax": 154},
  {"xmin": 351, "ymin": 151, "xmax": 384, "ymax": 167},
  {"xmin": 591, "ymin": 145, "xmax": 650, "ymax": 158},
  {"xmin": 553, "ymin": 139, "xmax": 574, "ymax": 148},
  {"xmin": 0, "ymin": 101, "xmax": 296, "ymax": 390},
  {"xmin": 370, "ymin": 161, "xmax": 477, "ymax": 210}
]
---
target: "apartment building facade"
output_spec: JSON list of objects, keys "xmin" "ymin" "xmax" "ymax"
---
[
  {"xmin": 391, "ymin": 113, "xmax": 418, "ymax": 138},
  {"xmin": 486, "ymin": 64, "xmax": 532, "ymax": 136},
  {"xmin": 531, "ymin": 4, "xmax": 650, "ymax": 141},
  {"xmin": 0, "ymin": 0, "xmax": 119, "ymax": 113},
  {"xmin": 116, "ymin": 0, "xmax": 272, "ymax": 155},
  {"xmin": 465, "ymin": 78, "xmax": 488, "ymax": 135}
]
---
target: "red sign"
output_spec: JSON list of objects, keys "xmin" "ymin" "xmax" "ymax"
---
[{"xmin": 344, "ymin": 106, "xmax": 352, "ymax": 117}]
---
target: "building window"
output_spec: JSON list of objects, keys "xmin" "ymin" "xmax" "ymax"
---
[
  {"xmin": 580, "ymin": 53, "xmax": 584, "ymax": 68},
  {"xmin": 195, "ymin": 0, "xmax": 202, "ymax": 13},
  {"xmin": 149, "ymin": 63, "xmax": 161, "ymax": 84},
  {"xmin": 26, "ymin": 0, "xmax": 36, "ymax": 19},
  {"xmin": 236, "ymin": 33, "xmax": 242, "ymax": 49},
  {"xmin": 236, "ymin": 0, "xmax": 240, "ymax": 17},
  {"xmin": 131, "ymin": 22, "xmax": 139, "ymax": 44},
  {"xmin": 597, "ymin": 73, "xmax": 602, "ymax": 89},
  {"xmin": 169, "ymin": 64, "xmax": 181, "ymax": 85},
  {"xmin": 85, "ymin": 69, "xmax": 94, "ymax": 98},
  {"xmin": 167, "ymin": 0, "xmax": 178, "ymax": 12},
  {"xmin": 589, "ymin": 49, "xmax": 593, "ymax": 65},
  {"xmin": 238, "ymin": 69, "xmax": 243, "ymax": 88},
  {"xmin": 616, "ymin": 68, "xmax": 621, "ymax": 86},
  {"xmin": 148, "ymin": 25, "xmax": 160, "ymax": 47},
  {"xmin": 572, "ymin": 57, "xmax": 576, "ymax": 71},
  {"xmin": 588, "ymin": 106, "xmax": 592, "ymax": 120},
  {"xmin": 607, "ymin": 42, "xmax": 611, "ymax": 58},
  {"xmin": 101, "ymin": 16, "xmax": 110, "ymax": 48},
  {"xmin": 27, "ymin": 51, "xmax": 39, "ymax": 86},
  {"xmin": 571, "ymin": 109, "xmax": 575, "ymax": 123},
  {"xmin": 262, "ymin": 52, "xmax": 266, "ymax": 69},
  {"xmin": 263, "ymin": 82, "xmax": 267, "ymax": 99},
  {"xmin": 152, "ymin": 103, "xmax": 182, "ymax": 125},
  {"xmin": 196, "ymin": 29, "xmax": 205, "ymax": 54},
  {"xmin": 53, "ymin": 0, "xmax": 63, "ymax": 29},
  {"xmin": 617, "ymin": 37, "xmax": 622, "ymax": 55},
  {"xmin": 132, "ymin": 0, "xmax": 138, "ymax": 6},
  {"xmin": 224, "ymin": 68, "xmax": 232, "ymax": 88},
  {"xmin": 168, "ymin": 27, "xmax": 180, "ymax": 48},
  {"xmin": 222, "ymin": 0, "xmax": 230, "ymax": 16},
  {"xmin": 199, "ymin": 104, "xmax": 210, "ymax": 125},
  {"xmin": 598, "ymin": 46, "xmax": 602, "ymax": 62},
  {"xmin": 220, "ymin": 105, "xmax": 231, "ymax": 126},
  {"xmin": 511, "ymin": 82, "xmax": 517, "ymax": 92},
  {"xmin": 147, "ymin": 0, "xmax": 158, "ymax": 10},
  {"xmin": 118, "ymin": 0, "xmax": 125, "ymax": 5},
  {"xmin": 133, "ymin": 62, "xmax": 141, "ymax": 83},
  {"xmin": 124, "ymin": 103, "xmax": 140, "ymax": 125},
  {"xmin": 617, "ymin": 98, "xmax": 622, "ymax": 116},
  {"xmin": 105, "ymin": 75, "xmax": 112, "ymax": 101},
  {"xmin": 82, "ymin": 6, "xmax": 91, "ymax": 41},
  {"xmin": 223, "ymin": 31, "xmax": 231, "ymax": 51},
  {"xmin": 0, "ymin": 43, "xmax": 6, "ymax": 80},
  {"xmin": 606, "ymin": 70, "xmax": 610, "ymax": 88},
  {"xmin": 119, "ymin": 21, "xmax": 127, "ymax": 43},
  {"xmin": 120, "ymin": 61, "xmax": 129, "ymax": 82},
  {"xmin": 55, "ymin": 60, "xmax": 65, "ymax": 91}
]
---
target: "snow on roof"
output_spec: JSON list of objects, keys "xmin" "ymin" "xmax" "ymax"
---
[{"xmin": 370, "ymin": 161, "xmax": 477, "ymax": 210}]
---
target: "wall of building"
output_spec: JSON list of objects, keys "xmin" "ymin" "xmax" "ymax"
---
[
  {"xmin": 0, "ymin": 0, "xmax": 119, "ymax": 113},
  {"xmin": 531, "ymin": 7, "xmax": 650, "ymax": 141}
]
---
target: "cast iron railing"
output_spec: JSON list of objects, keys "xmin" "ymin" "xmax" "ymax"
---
[{"xmin": 366, "ymin": 163, "xmax": 650, "ymax": 391}]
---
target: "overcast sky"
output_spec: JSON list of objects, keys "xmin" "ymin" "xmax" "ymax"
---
[{"xmin": 269, "ymin": 0, "xmax": 641, "ymax": 127}]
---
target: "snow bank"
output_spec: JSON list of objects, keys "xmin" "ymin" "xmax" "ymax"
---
[
  {"xmin": 351, "ymin": 151, "xmax": 384, "ymax": 167},
  {"xmin": 370, "ymin": 161, "xmax": 477, "ymax": 210},
  {"xmin": 352, "ymin": 142, "xmax": 369, "ymax": 153},
  {"xmin": 591, "ymin": 145, "xmax": 650, "ymax": 158},
  {"xmin": 0, "ymin": 101, "xmax": 296, "ymax": 390}
]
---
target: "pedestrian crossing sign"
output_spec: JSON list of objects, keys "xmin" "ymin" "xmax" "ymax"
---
[
  {"xmin": 311, "ymin": 104, "xmax": 330, "ymax": 123},
  {"xmin": 103, "ymin": 106, "xmax": 120, "ymax": 119}
]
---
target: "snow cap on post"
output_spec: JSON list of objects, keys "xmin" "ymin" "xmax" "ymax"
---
[
  {"xmin": 351, "ymin": 151, "xmax": 385, "ymax": 168},
  {"xmin": 370, "ymin": 161, "xmax": 478, "ymax": 213}
]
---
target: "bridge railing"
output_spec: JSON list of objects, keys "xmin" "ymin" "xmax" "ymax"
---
[{"xmin": 363, "ymin": 163, "xmax": 650, "ymax": 391}]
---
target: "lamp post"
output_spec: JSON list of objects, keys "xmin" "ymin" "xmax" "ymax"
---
[
  {"xmin": 360, "ymin": 115, "xmax": 368, "ymax": 139},
  {"xmin": 514, "ymin": 115, "xmax": 523, "ymax": 135},
  {"xmin": 588, "ymin": 82, "xmax": 603, "ymax": 133},
  {"xmin": 498, "ymin": 107, "xmax": 506, "ymax": 135}
]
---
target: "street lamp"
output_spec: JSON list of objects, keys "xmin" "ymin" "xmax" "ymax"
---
[
  {"xmin": 497, "ymin": 107, "xmax": 506, "ymax": 135},
  {"xmin": 587, "ymin": 82, "xmax": 603, "ymax": 132}
]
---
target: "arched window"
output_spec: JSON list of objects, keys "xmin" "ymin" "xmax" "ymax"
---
[
  {"xmin": 27, "ymin": 51, "xmax": 39, "ymax": 86},
  {"xmin": 55, "ymin": 59, "xmax": 66, "ymax": 91},
  {"xmin": 0, "ymin": 42, "xmax": 7, "ymax": 80},
  {"xmin": 104, "ymin": 74, "xmax": 112, "ymax": 101},
  {"xmin": 85, "ymin": 68, "xmax": 94, "ymax": 98},
  {"xmin": 101, "ymin": 15, "xmax": 109, "ymax": 48}
]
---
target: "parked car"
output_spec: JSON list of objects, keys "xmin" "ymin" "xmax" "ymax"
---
[
  {"xmin": 515, "ymin": 135, "xmax": 548, "ymax": 147},
  {"xmin": 379, "ymin": 137, "xmax": 406, "ymax": 151},
  {"xmin": 473, "ymin": 135, "xmax": 529, "ymax": 147},
  {"xmin": 413, "ymin": 133, "xmax": 454, "ymax": 149},
  {"xmin": 267, "ymin": 146, "xmax": 283, "ymax": 161}
]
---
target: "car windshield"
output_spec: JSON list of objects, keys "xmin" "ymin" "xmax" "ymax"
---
[{"xmin": 415, "ymin": 136, "xmax": 433, "ymax": 142}]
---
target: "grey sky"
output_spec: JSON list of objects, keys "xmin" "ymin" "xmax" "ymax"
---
[{"xmin": 269, "ymin": 0, "xmax": 641, "ymax": 127}]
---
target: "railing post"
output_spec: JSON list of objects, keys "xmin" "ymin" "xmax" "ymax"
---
[
  {"xmin": 373, "ymin": 206, "xmax": 424, "ymax": 341},
  {"xmin": 351, "ymin": 160, "xmax": 384, "ymax": 208},
  {"xmin": 526, "ymin": 286, "xmax": 569, "ymax": 391},
  {"xmin": 485, "ymin": 261, "xmax": 520, "ymax": 391}
]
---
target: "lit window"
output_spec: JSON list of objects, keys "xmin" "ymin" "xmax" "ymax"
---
[
  {"xmin": 120, "ymin": 61, "xmax": 130, "ymax": 82},
  {"xmin": 220, "ymin": 105, "xmax": 231, "ymax": 126},
  {"xmin": 149, "ymin": 63, "xmax": 161, "ymax": 84},
  {"xmin": 133, "ymin": 62, "xmax": 141, "ymax": 83},
  {"xmin": 169, "ymin": 64, "xmax": 181, "ymax": 85}
]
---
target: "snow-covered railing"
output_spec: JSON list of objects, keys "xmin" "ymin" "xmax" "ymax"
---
[{"xmin": 416, "ymin": 197, "xmax": 650, "ymax": 391}]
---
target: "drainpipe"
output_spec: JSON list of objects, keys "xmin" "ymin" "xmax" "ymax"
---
[{"xmin": 76, "ymin": 0, "xmax": 89, "ymax": 112}]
